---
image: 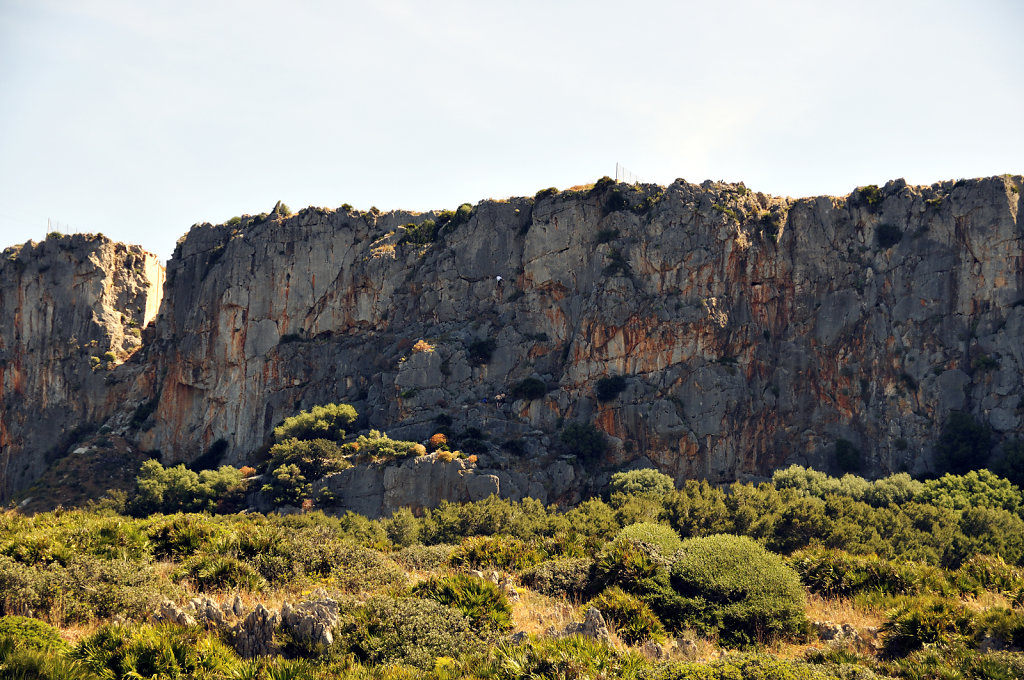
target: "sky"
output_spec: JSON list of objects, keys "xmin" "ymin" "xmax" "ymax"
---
[{"xmin": 1, "ymin": 0, "xmax": 1021, "ymax": 263}]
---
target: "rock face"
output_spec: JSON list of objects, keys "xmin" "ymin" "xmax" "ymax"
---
[
  {"xmin": 1, "ymin": 176, "xmax": 1023, "ymax": 507},
  {"xmin": 0, "ymin": 234, "xmax": 164, "ymax": 502}
]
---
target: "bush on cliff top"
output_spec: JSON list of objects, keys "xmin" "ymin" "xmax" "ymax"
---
[{"xmin": 273, "ymin": 403, "xmax": 357, "ymax": 443}]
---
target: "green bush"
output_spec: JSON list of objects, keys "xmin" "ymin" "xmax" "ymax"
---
[
  {"xmin": 0, "ymin": 639, "xmax": 100, "ymax": 680},
  {"xmin": 616, "ymin": 523, "xmax": 682, "ymax": 557},
  {"xmin": 353, "ymin": 430, "xmax": 425, "ymax": 461},
  {"xmin": 73, "ymin": 622, "xmax": 240, "ymax": 679},
  {"xmin": 266, "ymin": 437, "xmax": 352, "ymax": 479},
  {"xmin": 262, "ymin": 463, "xmax": 311, "ymax": 507},
  {"xmin": 145, "ymin": 515, "xmax": 224, "ymax": 560},
  {"xmin": 953, "ymin": 554, "xmax": 1024, "ymax": 596},
  {"xmin": 975, "ymin": 607, "xmax": 1024, "ymax": 649},
  {"xmin": 0, "ymin": 616, "xmax": 67, "ymax": 652},
  {"xmin": 610, "ymin": 469, "xmax": 676, "ymax": 499},
  {"xmin": 334, "ymin": 596, "xmax": 484, "ymax": 669},
  {"xmin": 559, "ymin": 422, "xmax": 608, "ymax": 463},
  {"xmin": 668, "ymin": 534, "xmax": 807, "ymax": 646},
  {"xmin": 491, "ymin": 635, "xmax": 643, "ymax": 680},
  {"xmin": 0, "ymin": 553, "xmax": 175, "ymax": 625},
  {"xmin": 592, "ymin": 538, "xmax": 669, "ymax": 598},
  {"xmin": 521, "ymin": 558, "xmax": 593, "ymax": 598},
  {"xmin": 273, "ymin": 403, "xmax": 357, "ymax": 443},
  {"xmin": 174, "ymin": 554, "xmax": 267, "ymax": 591},
  {"xmin": 129, "ymin": 460, "xmax": 245, "ymax": 515},
  {"xmin": 510, "ymin": 377, "xmax": 547, "ymax": 401},
  {"xmin": 413, "ymin": 573, "xmax": 512, "ymax": 631},
  {"xmin": 391, "ymin": 544, "xmax": 454, "ymax": 571},
  {"xmin": 419, "ymin": 496, "xmax": 555, "ymax": 545},
  {"xmin": 399, "ymin": 219, "xmax": 438, "ymax": 246},
  {"xmin": 595, "ymin": 375, "xmax": 627, "ymax": 402},
  {"xmin": 384, "ymin": 507, "xmax": 420, "ymax": 548},
  {"xmin": 881, "ymin": 597, "xmax": 975, "ymax": 656},
  {"xmin": 855, "ymin": 184, "xmax": 883, "ymax": 207},
  {"xmin": 588, "ymin": 586, "xmax": 666, "ymax": 644},
  {"xmin": 448, "ymin": 536, "xmax": 543, "ymax": 571},
  {"xmin": 788, "ymin": 548, "xmax": 934, "ymax": 597},
  {"xmin": 646, "ymin": 654, "xmax": 876, "ymax": 680}
]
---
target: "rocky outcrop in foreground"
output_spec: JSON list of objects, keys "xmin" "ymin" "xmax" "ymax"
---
[{"xmin": 1, "ymin": 176, "xmax": 1022, "ymax": 508}]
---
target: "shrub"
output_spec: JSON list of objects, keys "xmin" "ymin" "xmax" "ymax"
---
[
  {"xmin": 413, "ymin": 573, "xmax": 512, "ymax": 631},
  {"xmin": 616, "ymin": 523, "xmax": 682, "ymax": 557},
  {"xmin": 934, "ymin": 411, "xmax": 992, "ymax": 475},
  {"xmin": 491, "ymin": 635, "xmax": 641, "ymax": 680},
  {"xmin": 0, "ymin": 616, "xmax": 67, "ymax": 652},
  {"xmin": 145, "ymin": 515, "xmax": 223, "ymax": 560},
  {"xmin": 610, "ymin": 469, "xmax": 675, "ymax": 499},
  {"xmin": 448, "ymin": 536, "xmax": 543, "ymax": 571},
  {"xmin": 73, "ymin": 622, "xmax": 240, "ymax": 679},
  {"xmin": 384, "ymin": 507, "xmax": 420, "ymax": 548},
  {"xmin": 588, "ymin": 586, "xmax": 666, "ymax": 644},
  {"xmin": 788, "ymin": 548, "xmax": 930, "ymax": 597},
  {"xmin": 174, "ymin": 554, "xmax": 267, "ymax": 591},
  {"xmin": 559, "ymin": 422, "xmax": 608, "ymax": 463},
  {"xmin": 399, "ymin": 219, "xmax": 438, "ymax": 246},
  {"xmin": 428, "ymin": 433, "xmax": 449, "ymax": 451},
  {"xmin": 510, "ymin": 377, "xmax": 547, "ymax": 401},
  {"xmin": 881, "ymin": 597, "xmax": 975, "ymax": 656},
  {"xmin": 592, "ymin": 538, "xmax": 669, "ymax": 597},
  {"xmin": 266, "ymin": 437, "xmax": 351, "ymax": 479},
  {"xmin": 354, "ymin": 430, "xmax": 424, "ymax": 461},
  {"xmin": 595, "ymin": 375, "xmax": 627, "ymax": 402},
  {"xmin": 43, "ymin": 555, "xmax": 174, "ymax": 624},
  {"xmin": 273, "ymin": 403, "xmax": 357, "ymax": 443},
  {"xmin": 392, "ymin": 544, "xmax": 454, "ymax": 571},
  {"xmin": 262, "ymin": 463, "xmax": 311, "ymax": 507},
  {"xmin": 412, "ymin": 339, "xmax": 434, "ymax": 353},
  {"xmin": 334, "ymin": 596, "xmax": 483, "ymax": 669},
  {"xmin": 856, "ymin": 184, "xmax": 883, "ymax": 207},
  {"xmin": 975, "ymin": 607, "xmax": 1024, "ymax": 649},
  {"xmin": 954, "ymin": 554, "xmax": 1024, "ymax": 596},
  {"xmin": 521, "ymin": 558, "xmax": 594, "ymax": 598},
  {"xmin": 668, "ymin": 534, "xmax": 807, "ymax": 646}
]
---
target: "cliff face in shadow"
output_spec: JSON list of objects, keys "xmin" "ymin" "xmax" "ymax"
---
[{"xmin": 2, "ymin": 176, "xmax": 1022, "ymax": 508}]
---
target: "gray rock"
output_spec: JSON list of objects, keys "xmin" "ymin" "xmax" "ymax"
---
[{"xmin": 5, "ymin": 177, "xmax": 1024, "ymax": 506}]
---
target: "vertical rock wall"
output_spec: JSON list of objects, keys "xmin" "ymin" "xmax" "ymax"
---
[
  {"xmin": 0, "ymin": 176, "xmax": 1021, "ymax": 506},
  {"xmin": 0, "ymin": 235, "xmax": 164, "ymax": 501},
  {"xmin": 131, "ymin": 176, "xmax": 1023, "ymax": 483}
]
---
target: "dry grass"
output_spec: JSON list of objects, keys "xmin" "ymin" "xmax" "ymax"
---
[
  {"xmin": 510, "ymin": 586, "xmax": 579, "ymax": 636},
  {"xmin": 806, "ymin": 593, "xmax": 884, "ymax": 630}
]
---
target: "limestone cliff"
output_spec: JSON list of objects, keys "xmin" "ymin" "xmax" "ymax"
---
[
  {"xmin": 1, "ymin": 176, "xmax": 1022, "ymax": 509},
  {"xmin": 0, "ymin": 234, "xmax": 164, "ymax": 501}
]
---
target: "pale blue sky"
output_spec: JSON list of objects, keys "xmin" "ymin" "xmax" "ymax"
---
[{"xmin": 1, "ymin": 0, "xmax": 1021, "ymax": 262}]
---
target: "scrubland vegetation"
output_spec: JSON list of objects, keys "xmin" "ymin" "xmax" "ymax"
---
[
  {"xmin": 2, "ymin": 405, "xmax": 1023, "ymax": 678},
  {"xmin": 2, "ymin": 463, "xmax": 1024, "ymax": 679}
]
